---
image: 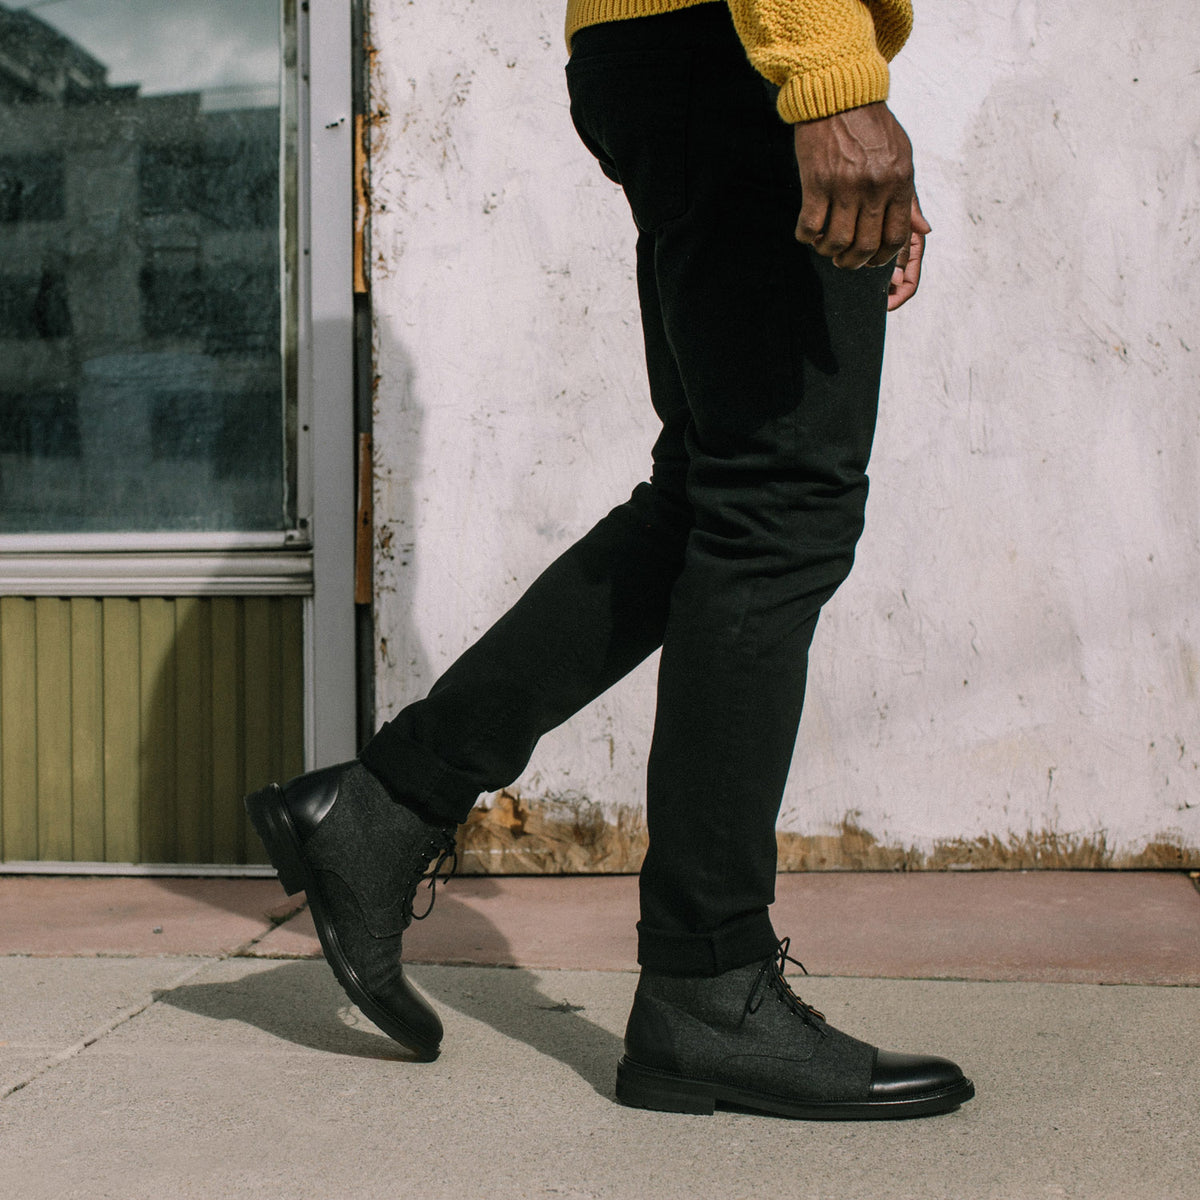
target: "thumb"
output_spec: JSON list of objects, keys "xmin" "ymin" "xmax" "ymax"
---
[
  {"xmin": 896, "ymin": 195, "xmax": 930, "ymax": 268},
  {"xmin": 910, "ymin": 194, "xmax": 931, "ymax": 236}
]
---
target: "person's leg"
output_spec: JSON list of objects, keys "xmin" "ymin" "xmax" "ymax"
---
[
  {"xmin": 247, "ymin": 457, "xmax": 696, "ymax": 1060},
  {"xmin": 637, "ymin": 226, "xmax": 888, "ymax": 972},
  {"xmin": 358, "ymin": 37, "xmax": 698, "ymax": 826},
  {"xmin": 248, "ymin": 16, "xmax": 700, "ymax": 1061},
  {"xmin": 564, "ymin": 6, "xmax": 972, "ymax": 1119},
  {"xmin": 565, "ymin": 7, "xmax": 886, "ymax": 975},
  {"xmin": 359, "ymin": 477, "xmax": 689, "ymax": 826},
  {"xmin": 357, "ymin": 249, "xmax": 694, "ymax": 824}
]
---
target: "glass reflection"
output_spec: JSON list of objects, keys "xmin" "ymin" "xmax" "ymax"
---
[{"xmin": 0, "ymin": 0, "xmax": 286, "ymax": 533}]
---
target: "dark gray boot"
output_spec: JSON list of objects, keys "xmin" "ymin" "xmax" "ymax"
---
[
  {"xmin": 246, "ymin": 761, "xmax": 456, "ymax": 1059},
  {"xmin": 617, "ymin": 939, "xmax": 974, "ymax": 1118}
]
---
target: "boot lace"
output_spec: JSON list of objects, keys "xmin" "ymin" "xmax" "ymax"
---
[
  {"xmin": 407, "ymin": 829, "xmax": 458, "ymax": 922},
  {"xmin": 745, "ymin": 937, "xmax": 826, "ymax": 1028}
]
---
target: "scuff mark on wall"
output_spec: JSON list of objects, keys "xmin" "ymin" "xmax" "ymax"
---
[{"xmin": 456, "ymin": 795, "xmax": 1199, "ymax": 875}]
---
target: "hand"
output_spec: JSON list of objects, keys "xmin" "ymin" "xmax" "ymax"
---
[
  {"xmin": 886, "ymin": 196, "xmax": 931, "ymax": 311},
  {"xmin": 792, "ymin": 102, "xmax": 916, "ymax": 271}
]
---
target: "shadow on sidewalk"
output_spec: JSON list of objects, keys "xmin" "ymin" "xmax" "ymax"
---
[
  {"xmin": 155, "ymin": 962, "xmax": 418, "ymax": 1063},
  {"xmin": 406, "ymin": 878, "xmax": 628, "ymax": 1097},
  {"xmin": 156, "ymin": 881, "xmax": 627, "ymax": 1100},
  {"xmin": 417, "ymin": 963, "xmax": 626, "ymax": 1100}
]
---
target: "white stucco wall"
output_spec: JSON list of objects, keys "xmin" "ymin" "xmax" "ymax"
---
[{"xmin": 367, "ymin": 0, "xmax": 1199, "ymax": 865}]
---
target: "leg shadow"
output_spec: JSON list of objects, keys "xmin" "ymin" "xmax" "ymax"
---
[
  {"xmin": 157, "ymin": 960, "xmax": 418, "ymax": 1063},
  {"xmin": 155, "ymin": 877, "xmax": 630, "ymax": 1099},
  {"xmin": 408, "ymin": 880, "xmax": 630, "ymax": 1098}
]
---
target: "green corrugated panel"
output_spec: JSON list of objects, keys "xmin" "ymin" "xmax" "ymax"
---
[
  {"xmin": 35, "ymin": 598, "xmax": 73, "ymax": 861},
  {"xmin": 102, "ymin": 598, "xmax": 141, "ymax": 863},
  {"xmin": 174, "ymin": 596, "xmax": 212, "ymax": 864},
  {"xmin": 0, "ymin": 596, "xmax": 305, "ymax": 866},
  {"xmin": 70, "ymin": 599, "xmax": 105, "ymax": 862},
  {"xmin": 139, "ymin": 597, "xmax": 178, "ymax": 863},
  {"xmin": 210, "ymin": 597, "xmax": 245, "ymax": 864},
  {"xmin": 1, "ymin": 598, "xmax": 39, "ymax": 861}
]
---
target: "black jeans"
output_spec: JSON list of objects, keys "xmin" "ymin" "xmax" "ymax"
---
[{"xmin": 362, "ymin": 4, "xmax": 890, "ymax": 976}]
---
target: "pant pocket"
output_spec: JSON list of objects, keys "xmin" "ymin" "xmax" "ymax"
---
[{"xmin": 566, "ymin": 49, "xmax": 692, "ymax": 232}]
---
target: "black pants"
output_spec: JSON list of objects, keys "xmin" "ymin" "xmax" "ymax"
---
[{"xmin": 362, "ymin": 5, "xmax": 890, "ymax": 976}]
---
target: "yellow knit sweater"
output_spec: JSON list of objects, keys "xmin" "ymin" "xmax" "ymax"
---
[{"xmin": 565, "ymin": 0, "xmax": 912, "ymax": 123}]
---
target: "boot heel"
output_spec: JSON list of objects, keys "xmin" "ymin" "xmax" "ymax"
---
[
  {"xmin": 244, "ymin": 785, "xmax": 309, "ymax": 896},
  {"xmin": 616, "ymin": 1058, "xmax": 715, "ymax": 1115}
]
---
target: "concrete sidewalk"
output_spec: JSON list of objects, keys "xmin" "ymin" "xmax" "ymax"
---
[{"xmin": 1, "ymin": 872, "xmax": 1198, "ymax": 1199}]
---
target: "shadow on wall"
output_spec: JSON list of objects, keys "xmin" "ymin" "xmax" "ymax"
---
[
  {"xmin": 135, "ymin": 324, "xmax": 433, "ymax": 904},
  {"xmin": 135, "ymin": 593, "xmax": 305, "ymax": 867},
  {"xmin": 0, "ymin": 594, "xmax": 300, "ymax": 867},
  {"xmin": 369, "ymin": 318, "xmax": 432, "ymax": 725}
]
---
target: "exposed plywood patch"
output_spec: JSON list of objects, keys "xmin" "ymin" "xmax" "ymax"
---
[
  {"xmin": 456, "ymin": 793, "xmax": 1199, "ymax": 874},
  {"xmin": 776, "ymin": 815, "xmax": 1199, "ymax": 872},
  {"xmin": 459, "ymin": 791, "xmax": 646, "ymax": 874}
]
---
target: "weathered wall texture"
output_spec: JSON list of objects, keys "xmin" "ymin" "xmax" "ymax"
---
[{"xmin": 367, "ymin": 0, "xmax": 1199, "ymax": 870}]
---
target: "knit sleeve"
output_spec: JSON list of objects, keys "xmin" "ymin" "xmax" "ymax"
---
[{"xmin": 726, "ymin": 0, "xmax": 913, "ymax": 123}]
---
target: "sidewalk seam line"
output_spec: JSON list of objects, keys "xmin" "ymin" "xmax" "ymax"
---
[
  {"xmin": 229, "ymin": 901, "xmax": 310, "ymax": 957},
  {"xmin": 0, "ymin": 958, "xmax": 213, "ymax": 1103},
  {"xmin": 1, "ymin": 904, "xmax": 309, "ymax": 1103}
]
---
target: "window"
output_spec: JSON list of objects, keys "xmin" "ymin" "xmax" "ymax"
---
[
  {"xmin": 0, "ymin": 0, "xmax": 359, "ymax": 794},
  {"xmin": 0, "ymin": 269, "xmax": 72, "ymax": 338},
  {"xmin": 0, "ymin": 156, "xmax": 66, "ymax": 223},
  {"xmin": 0, "ymin": 0, "xmax": 294, "ymax": 534}
]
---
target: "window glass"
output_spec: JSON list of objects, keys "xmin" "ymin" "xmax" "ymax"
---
[{"xmin": 0, "ymin": 0, "xmax": 290, "ymax": 534}]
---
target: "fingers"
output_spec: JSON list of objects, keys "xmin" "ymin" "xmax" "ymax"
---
[
  {"xmin": 886, "ymin": 201, "xmax": 929, "ymax": 311},
  {"xmin": 793, "ymin": 189, "xmax": 830, "ymax": 251},
  {"xmin": 816, "ymin": 198, "xmax": 869, "ymax": 267},
  {"xmin": 867, "ymin": 196, "xmax": 913, "ymax": 267},
  {"xmin": 889, "ymin": 195, "xmax": 929, "ymax": 273},
  {"xmin": 796, "ymin": 197, "xmax": 910, "ymax": 269},
  {"xmin": 792, "ymin": 103, "xmax": 917, "ymax": 269},
  {"xmin": 885, "ymin": 244, "xmax": 919, "ymax": 310},
  {"xmin": 909, "ymin": 195, "xmax": 932, "ymax": 238}
]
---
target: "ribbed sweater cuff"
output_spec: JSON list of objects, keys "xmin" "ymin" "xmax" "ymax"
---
[{"xmin": 776, "ymin": 53, "xmax": 891, "ymax": 122}]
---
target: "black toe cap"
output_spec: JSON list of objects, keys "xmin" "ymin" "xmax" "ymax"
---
[{"xmin": 869, "ymin": 1050, "xmax": 967, "ymax": 1100}]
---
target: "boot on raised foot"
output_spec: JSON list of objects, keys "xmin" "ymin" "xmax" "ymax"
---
[{"xmin": 245, "ymin": 761, "xmax": 456, "ymax": 1059}]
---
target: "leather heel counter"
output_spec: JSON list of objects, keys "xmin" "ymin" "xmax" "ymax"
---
[
  {"xmin": 623, "ymin": 991, "xmax": 679, "ymax": 1071},
  {"xmin": 282, "ymin": 761, "xmax": 352, "ymax": 842}
]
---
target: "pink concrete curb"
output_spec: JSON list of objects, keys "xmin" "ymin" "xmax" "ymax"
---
[{"xmin": 3, "ymin": 872, "xmax": 1197, "ymax": 986}]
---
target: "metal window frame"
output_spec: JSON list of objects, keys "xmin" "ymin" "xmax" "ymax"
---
[
  {"xmin": 0, "ymin": 0, "xmax": 358, "ymax": 770},
  {"xmin": 301, "ymin": 0, "xmax": 357, "ymax": 768}
]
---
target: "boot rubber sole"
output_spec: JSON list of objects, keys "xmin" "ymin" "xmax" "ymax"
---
[
  {"xmin": 616, "ymin": 1056, "xmax": 975, "ymax": 1120},
  {"xmin": 244, "ymin": 783, "xmax": 440, "ymax": 1061}
]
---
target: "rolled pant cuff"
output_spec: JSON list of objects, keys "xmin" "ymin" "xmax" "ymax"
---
[
  {"xmin": 636, "ymin": 910, "xmax": 779, "ymax": 977},
  {"xmin": 359, "ymin": 733, "xmax": 481, "ymax": 827}
]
